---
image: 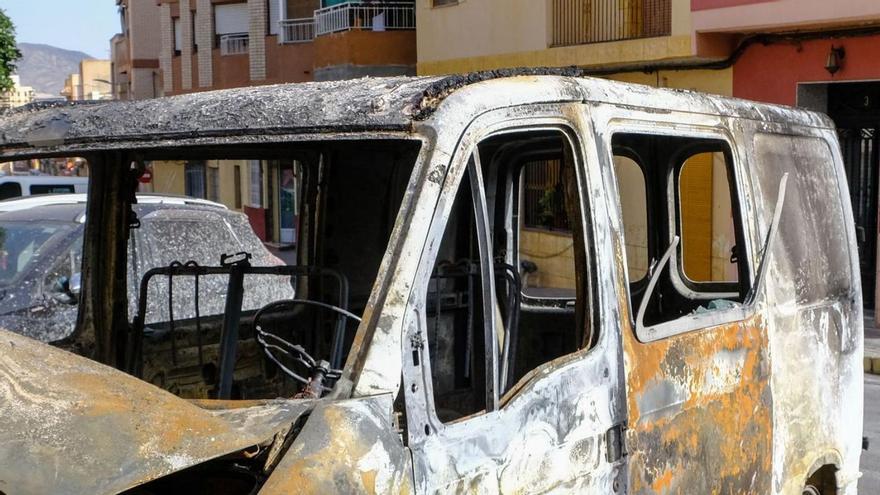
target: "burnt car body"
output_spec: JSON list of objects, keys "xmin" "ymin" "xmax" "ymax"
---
[
  {"xmin": 0, "ymin": 71, "xmax": 863, "ymax": 494},
  {"xmin": 0, "ymin": 194, "xmax": 295, "ymax": 344}
]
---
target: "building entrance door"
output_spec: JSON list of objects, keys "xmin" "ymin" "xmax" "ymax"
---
[{"xmin": 829, "ymin": 82, "xmax": 880, "ymax": 309}]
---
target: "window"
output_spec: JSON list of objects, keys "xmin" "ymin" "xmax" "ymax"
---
[
  {"xmin": 518, "ymin": 159, "xmax": 576, "ymax": 297},
  {"xmin": 249, "ymin": 160, "xmax": 263, "ymax": 207},
  {"xmin": 426, "ymin": 129, "xmax": 594, "ymax": 423},
  {"xmin": 679, "ymin": 152, "xmax": 736, "ymax": 283},
  {"xmin": 614, "ymin": 155, "xmax": 648, "ymax": 281},
  {"xmin": 214, "ymin": 3, "xmax": 249, "ymax": 36},
  {"xmin": 207, "ymin": 165, "xmax": 220, "ymax": 202},
  {"xmin": 0, "ymin": 182, "xmax": 21, "ymax": 200},
  {"xmin": 184, "ymin": 161, "xmax": 206, "ymax": 198},
  {"xmin": 234, "ymin": 165, "xmax": 242, "ymax": 209},
  {"xmin": 267, "ymin": 0, "xmax": 281, "ymax": 36},
  {"xmin": 433, "ymin": 0, "xmax": 459, "ymax": 6},
  {"xmin": 30, "ymin": 184, "xmax": 75, "ymax": 195},
  {"xmin": 173, "ymin": 17, "xmax": 183, "ymax": 54},
  {"xmin": 613, "ymin": 133, "xmax": 749, "ymax": 333}
]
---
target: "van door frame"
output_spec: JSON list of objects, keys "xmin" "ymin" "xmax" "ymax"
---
[
  {"xmin": 591, "ymin": 102, "xmax": 776, "ymax": 493},
  {"xmin": 401, "ymin": 102, "xmax": 629, "ymax": 493}
]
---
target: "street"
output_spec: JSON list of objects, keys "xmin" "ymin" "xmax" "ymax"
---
[{"xmin": 863, "ymin": 374, "xmax": 880, "ymax": 493}]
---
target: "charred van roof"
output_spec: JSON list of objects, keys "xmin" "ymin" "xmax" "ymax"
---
[{"xmin": 0, "ymin": 70, "xmax": 833, "ymax": 159}]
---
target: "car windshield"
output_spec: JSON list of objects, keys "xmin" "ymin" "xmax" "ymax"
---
[
  {"xmin": 0, "ymin": 222, "xmax": 75, "ymax": 288},
  {"xmin": 0, "ymin": 139, "xmax": 422, "ymax": 401}
]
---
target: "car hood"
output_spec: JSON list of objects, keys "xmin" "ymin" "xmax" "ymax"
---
[{"xmin": 0, "ymin": 329, "xmax": 315, "ymax": 495}]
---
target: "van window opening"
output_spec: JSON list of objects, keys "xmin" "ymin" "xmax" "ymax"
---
[
  {"xmin": 612, "ymin": 133, "xmax": 750, "ymax": 331},
  {"xmin": 0, "ymin": 140, "xmax": 421, "ymax": 403},
  {"xmin": 425, "ymin": 128, "xmax": 596, "ymax": 423}
]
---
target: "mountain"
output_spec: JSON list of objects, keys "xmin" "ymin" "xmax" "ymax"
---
[{"xmin": 15, "ymin": 43, "xmax": 95, "ymax": 98}]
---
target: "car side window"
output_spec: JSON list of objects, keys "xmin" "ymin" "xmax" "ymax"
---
[
  {"xmin": 0, "ymin": 182, "xmax": 21, "ymax": 200},
  {"xmin": 613, "ymin": 133, "xmax": 749, "ymax": 334},
  {"xmin": 425, "ymin": 128, "xmax": 594, "ymax": 423},
  {"xmin": 30, "ymin": 184, "xmax": 76, "ymax": 195}
]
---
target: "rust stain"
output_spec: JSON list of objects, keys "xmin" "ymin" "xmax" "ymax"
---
[
  {"xmin": 652, "ymin": 469, "xmax": 673, "ymax": 492},
  {"xmin": 617, "ymin": 254, "xmax": 772, "ymax": 493}
]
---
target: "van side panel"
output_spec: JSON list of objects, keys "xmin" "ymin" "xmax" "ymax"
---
[
  {"xmin": 620, "ymin": 312, "xmax": 773, "ymax": 493},
  {"xmin": 745, "ymin": 127, "xmax": 863, "ymax": 494}
]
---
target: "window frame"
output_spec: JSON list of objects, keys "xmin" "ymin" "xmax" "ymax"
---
[
  {"xmin": 405, "ymin": 110, "xmax": 600, "ymax": 438},
  {"xmin": 668, "ymin": 141, "xmax": 744, "ymax": 298},
  {"xmin": 602, "ymin": 120, "xmax": 757, "ymax": 343},
  {"xmin": 509, "ymin": 154, "xmax": 579, "ymax": 305},
  {"xmin": 610, "ymin": 148, "xmax": 650, "ymax": 286}
]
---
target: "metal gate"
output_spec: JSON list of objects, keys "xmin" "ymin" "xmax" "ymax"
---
[{"xmin": 829, "ymin": 82, "xmax": 880, "ymax": 309}]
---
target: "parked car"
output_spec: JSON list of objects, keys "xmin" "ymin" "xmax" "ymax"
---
[
  {"xmin": 0, "ymin": 73, "xmax": 863, "ymax": 495},
  {"xmin": 0, "ymin": 193, "xmax": 295, "ymax": 344},
  {"xmin": 0, "ymin": 175, "xmax": 88, "ymax": 200}
]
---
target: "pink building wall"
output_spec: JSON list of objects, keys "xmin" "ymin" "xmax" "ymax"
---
[{"xmin": 732, "ymin": 34, "xmax": 880, "ymax": 106}]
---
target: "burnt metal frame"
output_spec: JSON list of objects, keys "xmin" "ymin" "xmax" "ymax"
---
[
  {"xmin": 402, "ymin": 104, "xmax": 624, "ymax": 495},
  {"xmin": 406, "ymin": 112, "xmax": 598, "ymax": 429},
  {"xmin": 130, "ymin": 261, "xmax": 350, "ymax": 399},
  {"xmin": 598, "ymin": 118, "xmax": 759, "ymax": 342}
]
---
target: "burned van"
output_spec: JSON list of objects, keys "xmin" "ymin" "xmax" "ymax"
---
[{"xmin": 0, "ymin": 72, "xmax": 863, "ymax": 494}]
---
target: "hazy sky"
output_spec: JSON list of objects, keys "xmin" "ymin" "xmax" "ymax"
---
[{"xmin": 0, "ymin": 0, "xmax": 119, "ymax": 58}]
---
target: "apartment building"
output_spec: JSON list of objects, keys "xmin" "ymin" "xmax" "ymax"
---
[
  {"xmin": 156, "ymin": 0, "xmax": 416, "ymax": 95},
  {"xmin": 0, "ymin": 75, "xmax": 35, "ymax": 109},
  {"xmin": 116, "ymin": 1, "xmax": 415, "ymax": 249},
  {"xmin": 417, "ymin": 0, "xmax": 880, "ymax": 308},
  {"xmin": 112, "ymin": 0, "xmax": 163, "ymax": 100},
  {"xmin": 61, "ymin": 60, "xmax": 114, "ymax": 101}
]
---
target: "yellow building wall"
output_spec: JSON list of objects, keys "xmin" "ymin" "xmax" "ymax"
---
[
  {"xmin": 520, "ymin": 229, "xmax": 576, "ymax": 290},
  {"xmin": 416, "ymin": 0, "xmax": 695, "ymax": 76},
  {"xmin": 207, "ymin": 160, "xmax": 248, "ymax": 211},
  {"xmin": 149, "ymin": 160, "xmax": 185, "ymax": 195}
]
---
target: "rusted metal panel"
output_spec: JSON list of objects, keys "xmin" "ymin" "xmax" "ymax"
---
[
  {"xmin": 0, "ymin": 329, "xmax": 313, "ymax": 495},
  {"xmin": 260, "ymin": 394, "xmax": 414, "ymax": 494},
  {"xmin": 621, "ymin": 310, "xmax": 773, "ymax": 493}
]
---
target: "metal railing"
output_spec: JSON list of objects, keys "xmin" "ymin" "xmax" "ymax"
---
[
  {"xmin": 551, "ymin": 0, "xmax": 671, "ymax": 47},
  {"xmin": 219, "ymin": 33, "xmax": 249, "ymax": 55},
  {"xmin": 315, "ymin": 2, "xmax": 416, "ymax": 36},
  {"xmin": 280, "ymin": 17, "xmax": 316, "ymax": 43}
]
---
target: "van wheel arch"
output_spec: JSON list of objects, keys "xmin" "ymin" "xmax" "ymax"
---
[{"xmin": 803, "ymin": 454, "xmax": 842, "ymax": 495}]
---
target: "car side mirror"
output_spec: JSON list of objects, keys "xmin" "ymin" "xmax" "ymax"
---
[
  {"xmin": 51, "ymin": 273, "xmax": 81, "ymax": 305},
  {"xmin": 69, "ymin": 272, "xmax": 82, "ymax": 297}
]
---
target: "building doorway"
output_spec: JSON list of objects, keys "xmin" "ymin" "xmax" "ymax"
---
[{"xmin": 826, "ymin": 82, "xmax": 880, "ymax": 309}]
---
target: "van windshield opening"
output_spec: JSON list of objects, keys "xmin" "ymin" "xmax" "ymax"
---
[{"xmin": 0, "ymin": 139, "xmax": 421, "ymax": 401}]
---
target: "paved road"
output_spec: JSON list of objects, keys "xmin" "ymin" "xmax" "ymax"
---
[{"xmin": 863, "ymin": 374, "xmax": 880, "ymax": 493}]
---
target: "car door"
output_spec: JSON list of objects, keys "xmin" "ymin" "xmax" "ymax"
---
[
  {"xmin": 401, "ymin": 105, "xmax": 628, "ymax": 494},
  {"xmin": 593, "ymin": 105, "xmax": 773, "ymax": 493}
]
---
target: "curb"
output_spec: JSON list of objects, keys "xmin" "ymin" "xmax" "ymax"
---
[{"xmin": 866, "ymin": 356, "xmax": 880, "ymax": 375}]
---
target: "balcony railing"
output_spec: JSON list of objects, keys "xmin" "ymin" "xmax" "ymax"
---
[
  {"xmin": 220, "ymin": 33, "xmax": 249, "ymax": 55},
  {"xmin": 280, "ymin": 18, "xmax": 316, "ymax": 44},
  {"xmin": 315, "ymin": 2, "xmax": 415, "ymax": 36},
  {"xmin": 551, "ymin": 0, "xmax": 671, "ymax": 47}
]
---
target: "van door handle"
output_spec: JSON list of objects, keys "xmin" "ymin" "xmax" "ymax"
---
[{"xmin": 605, "ymin": 423, "xmax": 627, "ymax": 463}]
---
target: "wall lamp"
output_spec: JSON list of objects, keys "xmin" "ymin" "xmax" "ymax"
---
[{"xmin": 825, "ymin": 45, "xmax": 846, "ymax": 76}]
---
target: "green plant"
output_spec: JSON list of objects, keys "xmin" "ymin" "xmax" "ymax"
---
[{"xmin": 0, "ymin": 9, "xmax": 21, "ymax": 93}]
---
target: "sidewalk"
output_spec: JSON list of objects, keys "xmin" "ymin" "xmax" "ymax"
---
[{"xmin": 867, "ymin": 316, "xmax": 880, "ymax": 375}]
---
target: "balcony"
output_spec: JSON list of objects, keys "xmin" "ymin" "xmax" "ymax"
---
[
  {"xmin": 280, "ymin": 18, "xmax": 316, "ymax": 44},
  {"xmin": 314, "ymin": 2, "xmax": 415, "ymax": 36},
  {"xmin": 550, "ymin": 0, "xmax": 671, "ymax": 47},
  {"xmin": 220, "ymin": 33, "xmax": 249, "ymax": 56}
]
